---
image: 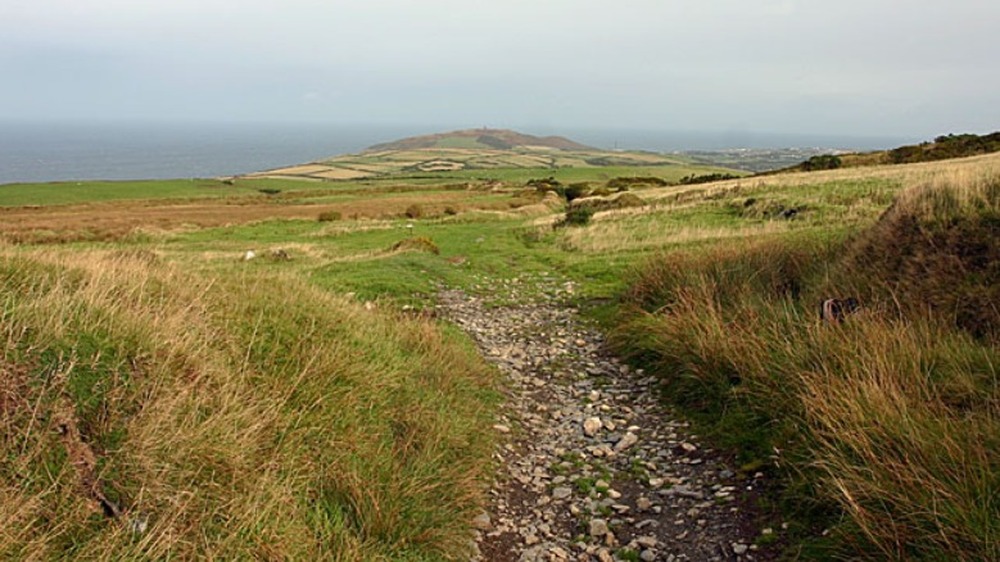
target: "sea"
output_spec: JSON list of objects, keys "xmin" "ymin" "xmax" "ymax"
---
[{"xmin": 0, "ymin": 120, "xmax": 914, "ymax": 185}]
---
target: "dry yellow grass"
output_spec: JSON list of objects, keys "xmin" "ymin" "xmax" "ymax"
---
[
  {"xmin": 247, "ymin": 165, "xmax": 371, "ymax": 180},
  {"xmin": 0, "ymin": 191, "xmax": 518, "ymax": 244},
  {"xmin": 561, "ymin": 219, "xmax": 789, "ymax": 253},
  {"xmin": 642, "ymin": 151, "xmax": 1000, "ymax": 204},
  {"xmin": 613, "ymin": 168, "xmax": 1000, "ymax": 559},
  {"xmin": 0, "ymin": 248, "xmax": 498, "ymax": 559}
]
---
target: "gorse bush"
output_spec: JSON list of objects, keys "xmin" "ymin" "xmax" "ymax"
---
[
  {"xmin": 889, "ymin": 132, "xmax": 1000, "ymax": 164},
  {"xmin": 561, "ymin": 207, "xmax": 594, "ymax": 227},
  {"xmin": 677, "ymin": 172, "xmax": 741, "ymax": 185},
  {"xmin": 800, "ymin": 154, "xmax": 842, "ymax": 171},
  {"xmin": 613, "ymin": 175, "xmax": 1000, "ymax": 560}
]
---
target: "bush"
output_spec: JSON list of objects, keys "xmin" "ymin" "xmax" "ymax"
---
[
  {"xmin": 561, "ymin": 207, "xmax": 594, "ymax": 227},
  {"xmin": 801, "ymin": 154, "xmax": 843, "ymax": 171},
  {"xmin": 563, "ymin": 183, "xmax": 591, "ymax": 202},
  {"xmin": 678, "ymin": 173, "xmax": 741, "ymax": 185},
  {"xmin": 389, "ymin": 236, "xmax": 440, "ymax": 254},
  {"xmin": 404, "ymin": 204, "xmax": 424, "ymax": 219},
  {"xmin": 317, "ymin": 211, "xmax": 342, "ymax": 222},
  {"xmin": 607, "ymin": 176, "xmax": 667, "ymax": 190},
  {"xmin": 444, "ymin": 206, "xmax": 458, "ymax": 216}
]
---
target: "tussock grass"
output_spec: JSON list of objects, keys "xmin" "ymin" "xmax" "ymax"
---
[
  {"xmin": 0, "ymin": 249, "xmax": 498, "ymax": 560},
  {"xmin": 613, "ymin": 172, "xmax": 1000, "ymax": 559}
]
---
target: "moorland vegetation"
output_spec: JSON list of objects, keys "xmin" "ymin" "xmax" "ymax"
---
[{"xmin": 0, "ymin": 135, "xmax": 997, "ymax": 559}]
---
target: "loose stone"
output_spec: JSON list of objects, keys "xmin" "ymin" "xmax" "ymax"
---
[{"xmin": 589, "ymin": 519, "xmax": 610, "ymax": 537}]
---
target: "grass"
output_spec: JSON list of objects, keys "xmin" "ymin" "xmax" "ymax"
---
[
  {"xmin": 611, "ymin": 169, "xmax": 1000, "ymax": 559},
  {"xmin": 2, "ymin": 148, "xmax": 999, "ymax": 559},
  {"xmin": 0, "ymin": 250, "xmax": 499, "ymax": 560},
  {"xmin": 0, "ymin": 178, "xmax": 370, "ymax": 207},
  {"xmin": 407, "ymin": 164, "xmax": 740, "ymax": 184}
]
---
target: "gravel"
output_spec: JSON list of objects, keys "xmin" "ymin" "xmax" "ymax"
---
[{"xmin": 437, "ymin": 276, "xmax": 772, "ymax": 561}]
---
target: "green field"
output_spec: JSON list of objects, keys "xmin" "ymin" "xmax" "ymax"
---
[{"xmin": 0, "ymin": 177, "xmax": 373, "ymax": 207}]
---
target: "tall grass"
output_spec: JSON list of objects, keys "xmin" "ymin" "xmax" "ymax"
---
[
  {"xmin": 0, "ymin": 249, "xmax": 498, "ymax": 560},
  {"xmin": 613, "ymin": 174, "xmax": 1000, "ymax": 559}
]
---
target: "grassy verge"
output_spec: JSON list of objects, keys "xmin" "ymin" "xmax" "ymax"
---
[
  {"xmin": 0, "ymin": 249, "xmax": 498, "ymax": 560},
  {"xmin": 611, "ymin": 174, "xmax": 1000, "ymax": 559}
]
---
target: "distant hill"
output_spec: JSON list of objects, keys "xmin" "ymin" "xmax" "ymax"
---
[
  {"xmin": 364, "ymin": 128, "xmax": 594, "ymax": 152},
  {"xmin": 242, "ymin": 128, "xmax": 743, "ymax": 182}
]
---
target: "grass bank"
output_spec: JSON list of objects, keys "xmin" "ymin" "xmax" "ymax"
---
[
  {"xmin": 611, "ymin": 173, "xmax": 1000, "ymax": 558},
  {"xmin": 0, "ymin": 249, "xmax": 498, "ymax": 560}
]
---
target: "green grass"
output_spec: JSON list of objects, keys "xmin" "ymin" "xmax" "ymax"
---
[
  {"xmin": 610, "ymin": 174, "xmax": 1000, "ymax": 560},
  {"xmin": 405, "ymin": 164, "xmax": 743, "ymax": 184},
  {"xmin": 3, "ymin": 150, "xmax": 998, "ymax": 560},
  {"xmin": 0, "ymin": 250, "xmax": 499, "ymax": 560},
  {"xmin": 0, "ymin": 177, "xmax": 369, "ymax": 207}
]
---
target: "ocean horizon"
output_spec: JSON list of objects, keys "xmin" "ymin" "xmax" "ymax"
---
[{"xmin": 0, "ymin": 120, "xmax": 916, "ymax": 185}]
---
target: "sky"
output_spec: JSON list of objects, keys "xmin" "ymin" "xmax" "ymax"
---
[{"xmin": 2, "ymin": 0, "xmax": 998, "ymax": 139}]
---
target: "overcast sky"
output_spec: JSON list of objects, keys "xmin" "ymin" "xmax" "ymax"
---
[{"xmin": 2, "ymin": 0, "xmax": 998, "ymax": 138}]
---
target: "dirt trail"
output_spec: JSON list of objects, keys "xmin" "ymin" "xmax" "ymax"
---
[{"xmin": 437, "ymin": 278, "xmax": 773, "ymax": 562}]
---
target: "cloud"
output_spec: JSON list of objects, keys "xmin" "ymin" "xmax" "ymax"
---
[{"xmin": 1, "ymin": 1, "xmax": 998, "ymax": 136}]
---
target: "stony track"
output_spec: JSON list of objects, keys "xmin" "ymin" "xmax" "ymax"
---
[{"xmin": 437, "ymin": 278, "xmax": 773, "ymax": 562}]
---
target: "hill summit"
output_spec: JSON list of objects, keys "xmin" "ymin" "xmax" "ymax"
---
[{"xmin": 365, "ymin": 128, "xmax": 594, "ymax": 152}]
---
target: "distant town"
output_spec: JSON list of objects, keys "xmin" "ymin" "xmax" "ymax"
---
[{"xmin": 679, "ymin": 147, "xmax": 852, "ymax": 172}]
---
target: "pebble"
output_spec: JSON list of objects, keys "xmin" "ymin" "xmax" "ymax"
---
[
  {"xmin": 615, "ymin": 432, "xmax": 639, "ymax": 451},
  {"xmin": 589, "ymin": 519, "xmax": 609, "ymax": 537},
  {"xmin": 552, "ymin": 487, "xmax": 572, "ymax": 500},
  {"xmin": 436, "ymin": 283, "xmax": 767, "ymax": 562},
  {"xmin": 472, "ymin": 512, "xmax": 492, "ymax": 531}
]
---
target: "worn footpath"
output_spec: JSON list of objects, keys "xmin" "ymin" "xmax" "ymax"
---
[{"xmin": 437, "ymin": 277, "xmax": 775, "ymax": 562}]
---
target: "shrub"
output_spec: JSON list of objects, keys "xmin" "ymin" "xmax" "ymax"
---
[
  {"xmin": 607, "ymin": 176, "xmax": 667, "ymax": 190},
  {"xmin": 317, "ymin": 211, "xmax": 342, "ymax": 222},
  {"xmin": 389, "ymin": 236, "xmax": 440, "ymax": 254},
  {"xmin": 561, "ymin": 207, "xmax": 594, "ymax": 227},
  {"xmin": 678, "ymin": 173, "xmax": 741, "ymax": 185},
  {"xmin": 404, "ymin": 204, "xmax": 424, "ymax": 219},
  {"xmin": 527, "ymin": 177, "xmax": 566, "ymax": 198},
  {"xmin": 563, "ymin": 183, "xmax": 591, "ymax": 202},
  {"xmin": 801, "ymin": 154, "xmax": 843, "ymax": 171},
  {"xmin": 444, "ymin": 206, "xmax": 458, "ymax": 216}
]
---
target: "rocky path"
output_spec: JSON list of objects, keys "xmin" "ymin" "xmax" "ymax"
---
[{"xmin": 437, "ymin": 279, "xmax": 773, "ymax": 562}]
